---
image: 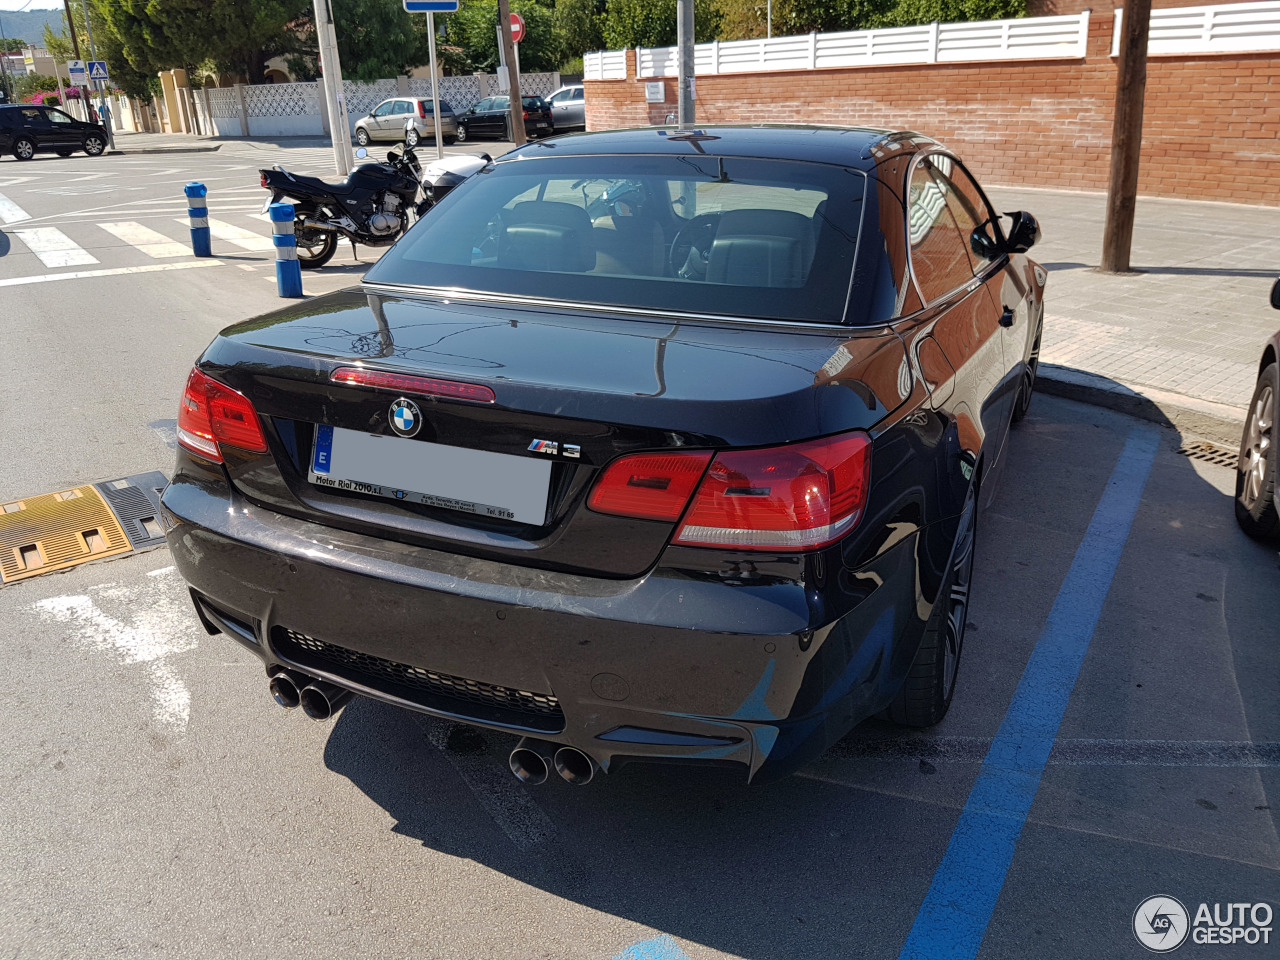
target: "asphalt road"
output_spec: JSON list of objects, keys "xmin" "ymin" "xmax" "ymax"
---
[{"xmin": 0, "ymin": 146, "xmax": 1277, "ymax": 960}]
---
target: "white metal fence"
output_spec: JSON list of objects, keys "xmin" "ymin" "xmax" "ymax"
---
[
  {"xmin": 583, "ymin": 50, "xmax": 628, "ymax": 80},
  {"xmin": 1112, "ymin": 0, "xmax": 1280, "ymax": 55}
]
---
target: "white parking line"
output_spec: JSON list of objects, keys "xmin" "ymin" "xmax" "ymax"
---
[
  {"xmin": 13, "ymin": 227, "xmax": 99, "ymax": 267},
  {"xmin": 99, "ymin": 221, "xmax": 189, "ymax": 258},
  {"xmin": 0, "ymin": 191, "xmax": 31, "ymax": 224},
  {"xmin": 177, "ymin": 217, "xmax": 273, "ymax": 252},
  {"xmin": 0, "ymin": 259, "xmax": 222, "ymax": 288}
]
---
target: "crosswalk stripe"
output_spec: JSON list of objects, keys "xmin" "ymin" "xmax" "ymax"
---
[
  {"xmin": 13, "ymin": 227, "xmax": 99, "ymax": 268},
  {"xmin": 0, "ymin": 191, "xmax": 31, "ymax": 224},
  {"xmin": 175, "ymin": 217, "xmax": 273, "ymax": 252},
  {"xmin": 99, "ymin": 221, "xmax": 189, "ymax": 258}
]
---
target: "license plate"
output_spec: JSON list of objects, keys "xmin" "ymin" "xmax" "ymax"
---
[
  {"xmin": 260, "ymin": 194, "xmax": 275, "ymax": 214},
  {"xmin": 308, "ymin": 425, "xmax": 551, "ymax": 525}
]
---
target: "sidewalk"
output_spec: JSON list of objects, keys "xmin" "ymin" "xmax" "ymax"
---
[
  {"xmin": 987, "ymin": 185, "xmax": 1278, "ymax": 443},
  {"xmin": 109, "ymin": 129, "xmax": 221, "ymax": 153}
]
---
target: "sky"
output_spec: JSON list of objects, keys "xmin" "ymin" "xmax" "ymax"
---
[{"xmin": 0, "ymin": 2, "xmax": 63, "ymax": 11}]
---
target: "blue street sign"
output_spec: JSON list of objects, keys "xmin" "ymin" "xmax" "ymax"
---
[
  {"xmin": 67, "ymin": 60, "xmax": 86, "ymax": 83},
  {"xmin": 87, "ymin": 61, "xmax": 109, "ymax": 82},
  {"xmin": 403, "ymin": 0, "xmax": 459, "ymax": 10}
]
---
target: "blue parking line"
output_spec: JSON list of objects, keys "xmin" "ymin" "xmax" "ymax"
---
[
  {"xmin": 612, "ymin": 935, "xmax": 691, "ymax": 960},
  {"xmin": 897, "ymin": 425, "xmax": 1161, "ymax": 960}
]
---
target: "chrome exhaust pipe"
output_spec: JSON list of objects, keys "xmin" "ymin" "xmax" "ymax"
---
[
  {"xmin": 508, "ymin": 738, "xmax": 556, "ymax": 785},
  {"xmin": 268, "ymin": 668, "xmax": 310, "ymax": 709},
  {"xmin": 299, "ymin": 680, "xmax": 354, "ymax": 720},
  {"xmin": 554, "ymin": 746, "xmax": 597, "ymax": 786},
  {"xmin": 301, "ymin": 219, "xmax": 338, "ymax": 232}
]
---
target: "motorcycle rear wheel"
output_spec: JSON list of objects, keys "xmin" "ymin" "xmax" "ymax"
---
[{"xmin": 296, "ymin": 226, "xmax": 338, "ymax": 270}]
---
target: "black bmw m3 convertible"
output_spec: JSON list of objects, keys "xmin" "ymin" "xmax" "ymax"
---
[{"xmin": 162, "ymin": 126, "xmax": 1044, "ymax": 785}]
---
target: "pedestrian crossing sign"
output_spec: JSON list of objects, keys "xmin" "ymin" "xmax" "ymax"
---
[{"xmin": 88, "ymin": 61, "xmax": 109, "ymax": 82}]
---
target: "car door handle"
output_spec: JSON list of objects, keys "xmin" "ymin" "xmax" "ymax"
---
[{"xmin": 998, "ymin": 306, "xmax": 1015, "ymax": 328}]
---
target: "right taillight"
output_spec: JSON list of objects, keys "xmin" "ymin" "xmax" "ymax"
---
[
  {"xmin": 177, "ymin": 367, "xmax": 267, "ymax": 463},
  {"xmin": 675, "ymin": 432, "xmax": 871, "ymax": 551}
]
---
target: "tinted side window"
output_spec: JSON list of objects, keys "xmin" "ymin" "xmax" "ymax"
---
[
  {"xmin": 394, "ymin": 100, "xmax": 414, "ymax": 114},
  {"xmin": 908, "ymin": 161, "xmax": 975, "ymax": 303},
  {"xmin": 927, "ymin": 156, "xmax": 1001, "ymax": 275}
]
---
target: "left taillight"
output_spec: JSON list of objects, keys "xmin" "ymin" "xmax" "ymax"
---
[
  {"xmin": 177, "ymin": 367, "xmax": 268, "ymax": 463},
  {"xmin": 259, "ymin": 172, "xmax": 268, "ymax": 188}
]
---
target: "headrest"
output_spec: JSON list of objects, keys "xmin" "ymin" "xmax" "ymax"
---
[
  {"xmin": 498, "ymin": 200, "xmax": 595, "ymax": 273},
  {"xmin": 707, "ymin": 209, "xmax": 816, "ymax": 288}
]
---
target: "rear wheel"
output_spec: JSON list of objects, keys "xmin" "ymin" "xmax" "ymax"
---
[
  {"xmin": 444, "ymin": 135, "xmax": 457, "ymax": 146},
  {"xmin": 886, "ymin": 481, "xmax": 977, "ymax": 727},
  {"xmin": 13, "ymin": 137, "xmax": 35, "ymax": 160},
  {"xmin": 405, "ymin": 128, "xmax": 420, "ymax": 148},
  {"xmin": 83, "ymin": 134, "xmax": 106, "ymax": 156},
  {"xmin": 355, "ymin": 128, "xmax": 370, "ymax": 147},
  {"xmin": 295, "ymin": 222, "xmax": 338, "ymax": 270},
  {"xmin": 1235, "ymin": 362, "xmax": 1279, "ymax": 539},
  {"xmin": 455, "ymin": 124, "xmax": 468, "ymax": 143}
]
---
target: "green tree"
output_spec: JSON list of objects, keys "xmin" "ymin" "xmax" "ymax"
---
[
  {"xmin": 554, "ymin": 0, "xmax": 604, "ymax": 63},
  {"xmin": 601, "ymin": 0, "xmax": 720, "ymax": 49},
  {"xmin": 335, "ymin": 0, "xmax": 429, "ymax": 81},
  {"xmin": 0, "ymin": 37, "xmax": 24, "ymax": 54},
  {"xmin": 449, "ymin": 1, "xmax": 559, "ymax": 73}
]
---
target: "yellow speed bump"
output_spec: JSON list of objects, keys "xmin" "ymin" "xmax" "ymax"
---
[{"xmin": 0, "ymin": 485, "xmax": 133, "ymax": 584}]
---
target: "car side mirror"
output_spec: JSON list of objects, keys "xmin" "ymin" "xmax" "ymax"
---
[
  {"xmin": 1271, "ymin": 278, "xmax": 1280, "ymax": 310},
  {"xmin": 1003, "ymin": 211, "xmax": 1040, "ymax": 254}
]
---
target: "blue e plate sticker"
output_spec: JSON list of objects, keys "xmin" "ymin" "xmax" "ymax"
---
[{"xmin": 312, "ymin": 424, "xmax": 334, "ymax": 475}]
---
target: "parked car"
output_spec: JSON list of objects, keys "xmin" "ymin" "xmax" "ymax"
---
[
  {"xmin": 1235, "ymin": 285, "xmax": 1279, "ymax": 538},
  {"xmin": 355, "ymin": 97, "xmax": 458, "ymax": 147},
  {"xmin": 456, "ymin": 95, "xmax": 552, "ymax": 141},
  {"xmin": 0, "ymin": 103, "xmax": 108, "ymax": 160},
  {"xmin": 162, "ymin": 125, "xmax": 1044, "ymax": 786},
  {"xmin": 546, "ymin": 84, "xmax": 585, "ymax": 131}
]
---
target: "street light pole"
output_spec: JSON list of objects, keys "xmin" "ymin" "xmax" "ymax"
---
[
  {"xmin": 676, "ymin": 0, "xmax": 694, "ymax": 128},
  {"xmin": 79, "ymin": 1, "xmax": 114, "ymax": 148},
  {"xmin": 313, "ymin": 0, "xmax": 352, "ymax": 176}
]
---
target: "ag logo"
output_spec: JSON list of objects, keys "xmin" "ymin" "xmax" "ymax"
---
[
  {"xmin": 1134, "ymin": 896, "xmax": 1190, "ymax": 953},
  {"xmin": 389, "ymin": 398, "xmax": 422, "ymax": 438}
]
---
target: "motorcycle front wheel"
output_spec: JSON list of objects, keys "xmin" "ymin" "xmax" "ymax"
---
[{"xmin": 295, "ymin": 223, "xmax": 338, "ymax": 269}]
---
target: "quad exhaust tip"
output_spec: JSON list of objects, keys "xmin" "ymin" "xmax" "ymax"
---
[
  {"xmin": 269, "ymin": 669, "xmax": 308, "ymax": 709},
  {"xmin": 508, "ymin": 739, "xmax": 597, "ymax": 785}
]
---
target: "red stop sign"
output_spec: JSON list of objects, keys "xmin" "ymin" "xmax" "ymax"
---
[{"xmin": 509, "ymin": 12, "xmax": 525, "ymax": 44}]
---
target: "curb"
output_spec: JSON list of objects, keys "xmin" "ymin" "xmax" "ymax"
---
[
  {"xmin": 1037, "ymin": 364, "xmax": 1246, "ymax": 447},
  {"xmin": 109, "ymin": 145, "xmax": 222, "ymax": 154}
]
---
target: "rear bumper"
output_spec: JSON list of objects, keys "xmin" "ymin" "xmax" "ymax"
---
[{"xmin": 162, "ymin": 466, "xmax": 929, "ymax": 782}]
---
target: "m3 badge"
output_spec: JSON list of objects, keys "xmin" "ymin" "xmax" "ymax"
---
[{"xmin": 529, "ymin": 439, "xmax": 580, "ymax": 458}]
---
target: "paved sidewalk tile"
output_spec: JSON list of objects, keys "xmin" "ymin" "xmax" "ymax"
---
[{"xmin": 987, "ymin": 186, "xmax": 1280, "ymax": 414}]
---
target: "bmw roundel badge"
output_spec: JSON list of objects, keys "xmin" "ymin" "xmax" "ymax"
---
[{"xmin": 389, "ymin": 398, "xmax": 422, "ymax": 438}]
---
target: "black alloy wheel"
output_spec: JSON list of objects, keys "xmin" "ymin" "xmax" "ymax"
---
[
  {"xmin": 13, "ymin": 137, "xmax": 35, "ymax": 160},
  {"xmin": 887, "ymin": 480, "xmax": 977, "ymax": 727},
  {"xmin": 83, "ymin": 134, "xmax": 106, "ymax": 156},
  {"xmin": 1013, "ymin": 322, "xmax": 1042, "ymax": 423},
  {"xmin": 295, "ymin": 222, "xmax": 338, "ymax": 269},
  {"xmin": 1235, "ymin": 361, "xmax": 1279, "ymax": 539}
]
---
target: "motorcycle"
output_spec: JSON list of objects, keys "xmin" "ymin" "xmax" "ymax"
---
[
  {"xmin": 258, "ymin": 142, "xmax": 424, "ymax": 269},
  {"xmin": 401, "ymin": 117, "xmax": 491, "ymax": 212}
]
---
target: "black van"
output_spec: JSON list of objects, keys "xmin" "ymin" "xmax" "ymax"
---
[{"xmin": 0, "ymin": 104, "xmax": 109, "ymax": 160}]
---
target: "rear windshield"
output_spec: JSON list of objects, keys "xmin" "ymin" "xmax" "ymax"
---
[
  {"xmin": 366, "ymin": 154, "xmax": 865, "ymax": 323},
  {"xmin": 419, "ymin": 100, "xmax": 454, "ymax": 114}
]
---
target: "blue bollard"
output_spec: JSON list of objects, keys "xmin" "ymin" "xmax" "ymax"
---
[
  {"xmin": 269, "ymin": 202, "xmax": 303, "ymax": 298},
  {"xmin": 184, "ymin": 182, "xmax": 211, "ymax": 257}
]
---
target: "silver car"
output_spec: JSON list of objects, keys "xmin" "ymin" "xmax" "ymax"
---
[
  {"xmin": 546, "ymin": 84, "xmax": 585, "ymax": 131},
  {"xmin": 354, "ymin": 97, "xmax": 458, "ymax": 146}
]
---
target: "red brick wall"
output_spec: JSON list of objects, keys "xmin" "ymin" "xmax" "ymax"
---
[{"xmin": 583, "ymin": 14, "xmax": 1280, "ymax": 205}]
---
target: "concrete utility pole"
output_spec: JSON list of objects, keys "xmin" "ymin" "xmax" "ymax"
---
[
  {"xmin": 314, "ymin": 0, "xmax": 353, "ymax": 175},
  {"xmin": 79, "ymin": 0, "xmax": 114, "ymax": 147},
  {"xmin": 676, "ymin": 0, "xmax": 695, "ymax": 128},
  {"xmin": 1100, "ymin": 0, "xmax": 1153, "ymax": 273},
  {"xmin": 62, "ymin": 0, "xmax": 90, "ymax": 117},
  {"xmin": 497, "ymin": 0, "xmax": 525, "ymax": 146}
]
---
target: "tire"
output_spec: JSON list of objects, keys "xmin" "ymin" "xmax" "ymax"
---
[
  {"xmin": 405, "ymin": 129, "xmax": 420, "ymax": 148},
  {"xmin": 454, "ymin": 124, "xmax": 468, "ymax": 143},
  {"xmin": 355, "ymin": 128, "xmax": 370, "ymax": 147},
  {"xmin": 1012, "ymin": 321, "xmax": 1042, "ymax": 423},
  {"xmin": 83, "ymin": 134, "xmax": 106, "ymax": 156},
  {"xmin": 444, "ymin": 135, "xmax": 457, "ymax": 146},
  {"xmin": 13, "ymin": 137, "xmax": 35, "ymax": 161},
  {"xmin": 1235, "ymin": 361, "xmax": 1280, "ymax": 539},
  {"xmin": 886, "ymin": 481, "xmax": 977, "ymax": 727},
  {"xmin": 295, "ymin": 225, "xmax": 338, "ymax": 270},
  {"xmin": 56, "ymin": 148, "xmax": 74, "ymax": 157}
]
